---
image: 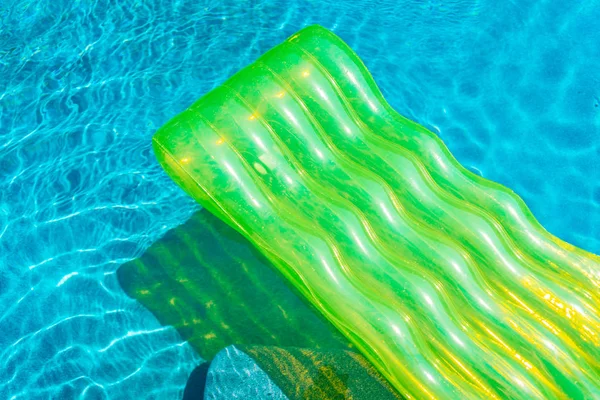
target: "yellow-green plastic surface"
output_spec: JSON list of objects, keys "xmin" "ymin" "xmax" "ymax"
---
[{"xmin": 153, "ymin": 25, "xmax": 600, "ymax": 399}]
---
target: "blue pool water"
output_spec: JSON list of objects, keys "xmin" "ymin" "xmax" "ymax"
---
[{"xmin": 1, "ymin": 0, "xmax": 598, "ymax": 398}]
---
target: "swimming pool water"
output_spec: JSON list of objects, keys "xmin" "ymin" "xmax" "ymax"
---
[{"xmin": 1, "ymin": 0, "xmax": 598, "ymax": 398}]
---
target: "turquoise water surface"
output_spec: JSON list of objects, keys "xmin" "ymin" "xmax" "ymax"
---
[{"xmin": 1, "ymin": 0, "xmax": 598, "ymax": 398}]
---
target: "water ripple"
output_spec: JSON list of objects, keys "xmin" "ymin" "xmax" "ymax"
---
[{"xmin": 1, "ymin": 0, "xmax": 598, "ymax": 398}]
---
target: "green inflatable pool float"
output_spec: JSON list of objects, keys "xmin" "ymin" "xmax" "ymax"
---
[{"xmin": 153, "ymin": 25, "xmax": 600, "ymax": 399}]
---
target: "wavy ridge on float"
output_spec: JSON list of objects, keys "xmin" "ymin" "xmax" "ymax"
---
[{"xmin": 153, "ymin": 25, "xmax": 600, "ymax": 399}]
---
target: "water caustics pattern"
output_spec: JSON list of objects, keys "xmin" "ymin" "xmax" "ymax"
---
[
  {"xmin": 153, "ymin": 25, "xmax": 600, "ymax": 399},
  {"xmin": 2, "ymin": 1, "xmax": 598, "ymax": 398}
]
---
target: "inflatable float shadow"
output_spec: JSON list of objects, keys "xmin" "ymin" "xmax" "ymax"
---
[{"xmin": 118, "ymin": 209, "xmax": 401, "ymax": 399}]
